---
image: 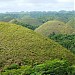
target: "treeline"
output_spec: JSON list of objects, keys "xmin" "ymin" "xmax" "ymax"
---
[
  {"xmin": 49, "ymin": 34, "xmax": 75, "ymax": 54},
  {"xmin": 0, "ymin": 11, "xmax": 75, "ymax": 23}
]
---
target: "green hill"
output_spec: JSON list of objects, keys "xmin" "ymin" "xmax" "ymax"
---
[
  {"xmin": 35, "ymin": 21, "xmax": 75, "ymax": 37},
  {"xmin": 0, "ymin": 22, "xmax": 75, "ymax": 69},
  {"xmin": 9, "ymin": 17, "xmax": 42, "ymax": 30},
  {"xmin": 66, "ymin": 18, "xmax": 75, "ymax": 29}
]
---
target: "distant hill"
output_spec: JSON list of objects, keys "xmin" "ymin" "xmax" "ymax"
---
[
  {"xmin": 0, "ymin": 22, "xmax": 75, "ymax": 69},
  {"xmin": 9, "ymin": 17, "xmax": 42, "ymax": 30},
  {"xmin": 0, "ymin": 16, "xmax": 14, "ymax": 22},
  {"xmin": 35, "ymin": 21, "xmax": 75, "ymax": 37}
]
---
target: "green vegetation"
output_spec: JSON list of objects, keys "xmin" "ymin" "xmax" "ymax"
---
[
  {"xmin": 9, "ymin": 19, "xmax": 37, "ymax": 30},
  {"xmin": 0, "ymin": 11, "xmax": 75, "ymax": 27},
  {"xmin": 0, "ymin": 11, "xmax": 75, "ymax": 74},
  {"xmin": 35, "ymin": 20, "xmax": 74, "ymax": 37},
  {"xmin": 9, "ymin": 17, "xmax": 42, "ymax": 30},
  {"xmin": 35, "ymin": 20, "xmax": 75, "ymax": 54},
  {"xmin": 49, "ymin": 34, "xmax": 75, "ymax": 54},
  {"xmin": 0, "ymin": 22, "xmax": 75, "ymax": 71},
  {"xmin": 0, "ymin": 14, "xmax": 19, "ymax": 22},
  {"xmin": 1, "ymin": 59, "xmax": 75, "ymax": 75},
  {"xmin": 66, "ymin": 18, "xmax": 75, "ymax": 29}
]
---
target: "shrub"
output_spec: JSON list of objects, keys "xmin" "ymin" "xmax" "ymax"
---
[
  {"xmin": 32, "ymin": 59, "xmax": 70, "ymax": 75},
  {"xmin": 5, "ymin": 64, "xmax": 20, "ymax": 70},
  {"xmin": 1, "ymin": 59, "xmax": 75, "ymax": 75}
]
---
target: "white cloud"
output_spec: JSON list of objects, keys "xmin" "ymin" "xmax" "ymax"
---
[
  {"xmin": 57, "ymin": 0, "xmax": 74, "ymax": 3},
  {"xmin": 0, "ymin": 0, "xmax": 74, "ymax": 12}
]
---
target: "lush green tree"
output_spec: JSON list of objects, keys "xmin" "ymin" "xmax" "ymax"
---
[
  {"xmin": 1, "ymin": 59, "xmax": 75, "ymax": 75},
  {"xmin": 49, "ymin": 34, "xmax": 75, "ymax": 53}
]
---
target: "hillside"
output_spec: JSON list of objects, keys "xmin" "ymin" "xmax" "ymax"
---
[
  {"xmin": 35, "ymin": 21, "xmax": 75, "ymax": 37},
  {"xmin": 66, "ymin": 18, "xmax": 75, "ymax": 29},
  {"xmin": 0, "ymin": 22, "xmax": 75, "ymax": 69},
  {"xmin": 9, "ymin": 17, "xmax": 42, "ymax": 30}
]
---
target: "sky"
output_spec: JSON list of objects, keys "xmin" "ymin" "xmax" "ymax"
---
[{"xmin": 0, "ymin": 0, "xmax": 74, "ymax": 12}]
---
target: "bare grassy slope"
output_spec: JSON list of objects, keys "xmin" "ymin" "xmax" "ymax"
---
[
  {"xmin": 35, "ymin": 21, "xmax": 74, "ymax": 37},
  {"xmin": 0, "ymin": 22, "xmax": 75, "ymax": 68}
]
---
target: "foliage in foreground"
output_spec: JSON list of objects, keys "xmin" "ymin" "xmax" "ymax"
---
[{"xmin": 0, "ymin": 59, "xmax": 75, "ymax": 75}]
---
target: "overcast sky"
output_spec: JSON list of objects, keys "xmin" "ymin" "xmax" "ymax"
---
[{"xmin": 0, "ymin": 0, "xmax": 74, "ymax": 12}]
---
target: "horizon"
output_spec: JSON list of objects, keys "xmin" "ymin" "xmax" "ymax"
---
[
  {"xmin": 0, "ymin": 10, "xmax": 75, "ymax": 14},
  {"xmin": 0, "ymin": 0, "xmax": 74, "ymax": 13}
]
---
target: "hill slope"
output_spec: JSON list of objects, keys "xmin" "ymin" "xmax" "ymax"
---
[
  {"xmin": 0, "ymin": 22, "xmax": 75, "ymax": 69},
  {"xmin": 9, "ymin": 17, "xmax": 42, "ymax": 30},
  {"xmin": 35, "ymin": 21, "xmax": 74, "ymax": 37},
  {"xmin": 66, "ymin": 18, "xmax": 75, "ymax": 29}
]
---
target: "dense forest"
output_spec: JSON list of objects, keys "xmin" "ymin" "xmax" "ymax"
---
[{"xmin": 0, "ymin": 11, "xmax": 75, "ymax": 75}]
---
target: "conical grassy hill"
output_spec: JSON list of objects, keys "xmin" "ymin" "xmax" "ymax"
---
[
  {"xmin": 9, "ymin": 17, "xmax": 42, "ymax": 30},
  {"xmin": 0, "ymin": 22, "xmax": 75, "ymax": 69},
  {"xmin": 35, "ymin": 21, "xmax": 74, "ymax": 37}
]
